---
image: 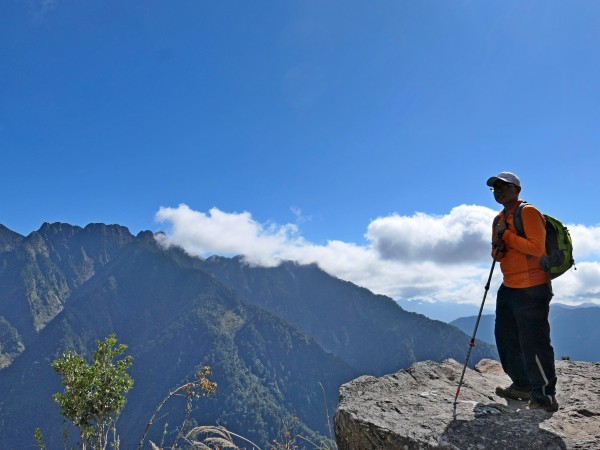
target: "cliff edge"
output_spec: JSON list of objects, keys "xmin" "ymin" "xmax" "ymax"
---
[{"xmin": 335, "ymin": 359, "xmax": 600, "ymax": 449}]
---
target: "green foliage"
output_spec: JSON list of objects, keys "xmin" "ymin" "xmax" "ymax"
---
[
  {"xmin": 562, "ymin": 355, "xmax": 571, "ymax": 360},
  {"xmin": 52, "ymin": 334, "xmax": 133, "ymax": 450},
  {"xmin": 34, "ymin": 427, "xmax": 46, "ymax": 449}
]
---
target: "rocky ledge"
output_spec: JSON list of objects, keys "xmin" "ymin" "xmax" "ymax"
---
[{"xmin": 334, "ymin": 359, "xmax": 600, "ymax": 449}]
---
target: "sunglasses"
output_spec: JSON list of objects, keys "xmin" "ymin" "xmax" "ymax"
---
[{"xmin": 490, "ymin": 182, "xmax": 514, "ymax": 192}]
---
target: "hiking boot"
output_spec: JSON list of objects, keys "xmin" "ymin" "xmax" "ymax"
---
[
  {"xmin": 526, "ymin": 397, "xmax": 559, "ymax": 412},
  {"xmin": 495, "ymin": 385, "xmax": 531, "ymax": 400}
]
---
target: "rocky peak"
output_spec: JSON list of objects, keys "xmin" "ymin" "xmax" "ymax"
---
[
  {"xmin": 38, "ymin": 221, "xmax": 82, "ymax": 236},
  {"xmin": 84, "ymin": 223, "xmax": 132, "ymax": 239},
  {"xmin": 0, "ymin": 225, "xmax": 23, "ymax": 252},
  {"xmin": 136, "ymin": 229, "xmax": 156, "ymax": 240},
  {"xmin": 334, "ymin": 359, "xmax": 600, "ymax": 449}
]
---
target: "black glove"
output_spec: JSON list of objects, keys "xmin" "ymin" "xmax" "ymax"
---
[
  {"xmin": 495, "ymin": 219, "xmax": 507, "ymax": 240},
  {"xmin": 493, "ymin": 219, "xmax": 507, "ymax": 252},
  {"xmin": 493, "ymin": 237, "xmax": 507, "ymax": 253}
]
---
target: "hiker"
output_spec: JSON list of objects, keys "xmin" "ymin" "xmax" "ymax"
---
[{"xmin": 487, "ymin": 171, "xmax": 559, "ymax": 412}]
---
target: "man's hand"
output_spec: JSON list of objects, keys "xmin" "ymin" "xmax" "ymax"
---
[
  {"xmin": 493, "ymin": 218, "xmax": 507, "ymax": 253},
  {"xmin": 495, "ymin": 218, "xmax": 507, "ymax": 240},
  {"xmin": 492, "ymin": 237, "xmax": 507, "ymax": 253}
]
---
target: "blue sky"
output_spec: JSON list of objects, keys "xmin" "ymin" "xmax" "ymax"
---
[{"xmin": 2, "ymin": 1, "xmax": 600, "ymax": 311}]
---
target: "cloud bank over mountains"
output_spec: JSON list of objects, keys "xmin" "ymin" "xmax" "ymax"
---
[{"xmin": 156, "ymin": 204, "xmax": 600, "ymax": 307}]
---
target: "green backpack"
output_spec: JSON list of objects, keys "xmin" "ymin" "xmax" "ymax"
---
[{"xmin": 513, "ymin": 201, "xmax": 575, "ymax": 279}]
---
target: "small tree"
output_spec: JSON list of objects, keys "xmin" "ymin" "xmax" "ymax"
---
[{"xmin": 52, "ymin": 334, "xmax": 134, "ymax": 450}]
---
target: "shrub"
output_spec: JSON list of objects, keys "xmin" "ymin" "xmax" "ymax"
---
[{"xmin": 52, "ymin": 335, "xmax": 134, "ymax": 450}]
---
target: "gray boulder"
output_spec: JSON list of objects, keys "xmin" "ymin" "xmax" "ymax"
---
[{"xmin": 335, "ymin": 359, "xmax": 600, "ymax": 449}]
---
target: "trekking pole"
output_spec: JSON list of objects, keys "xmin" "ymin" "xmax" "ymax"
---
[{"xmin": 452, "ymin": 248, "xmax": 500, "ymax": 420}]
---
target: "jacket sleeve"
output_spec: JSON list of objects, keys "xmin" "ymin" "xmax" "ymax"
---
[{"xmin": 502, "ymin": 205, "xmax": 546, "ymax": 257}]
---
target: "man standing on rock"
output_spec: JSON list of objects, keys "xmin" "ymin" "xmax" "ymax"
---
[{"xmin": 487, "ymin": 171, "xmax": 558, "ymax": 412}]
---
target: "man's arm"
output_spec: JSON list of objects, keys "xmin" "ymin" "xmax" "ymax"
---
[{"xmin": 501, "ymin": 205, "xmax": 546, "ymax": 257}]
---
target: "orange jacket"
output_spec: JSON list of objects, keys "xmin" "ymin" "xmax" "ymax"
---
[{"xmin": 491, "ymin": 201, "xmax": 550, "ymax": 288}]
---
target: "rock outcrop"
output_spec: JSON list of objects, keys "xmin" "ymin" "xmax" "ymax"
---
[{"xmin": 335, "ymin": 359, "xmax": 600, "ymax": 449}]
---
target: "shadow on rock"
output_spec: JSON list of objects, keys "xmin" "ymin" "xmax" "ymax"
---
[{"xmin": 442, "ymin": 402, "xmax": 567, "ymax": 450}]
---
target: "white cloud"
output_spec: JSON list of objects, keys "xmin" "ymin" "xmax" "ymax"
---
[
  {"xmin": 552, "ymin": 262, "xmax": 600, "ymax": 303},
  {"xmin": 367, "ymin": 205, "xmax": 496, "ymax": 264},
  {"xmin": 155, "ymin": 205, "xmax": 304, "ymax": 267},
  {"xmin": 568, "ymin": 224, "xmax": 600, "ymax": 259},
  {"xmin": 155, "ymin": 204, "xmax": 600, "ymax": 308}
]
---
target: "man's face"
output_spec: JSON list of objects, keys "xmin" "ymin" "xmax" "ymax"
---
[{"xmin": 492, "ymin": 180, "xmax": 519, "ymax": 206}]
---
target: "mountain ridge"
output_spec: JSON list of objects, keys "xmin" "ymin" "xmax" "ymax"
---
[
  {"xmin": 450, "ymin": 305, "xmax": 600, "ymax": 362},
  {"xmin": 0, "ymin": 229, "xmax": 351, "ymax": 447},
  {"xmin": 197, "ymin": 255, "xmax": 497, "ymax": 376},
  {"xmin": 0, "ymin": 222, "xmax": 498, "ymax": 448}
]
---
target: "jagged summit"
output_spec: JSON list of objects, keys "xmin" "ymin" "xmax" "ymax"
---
[
  {"xmin": 38, "ymin": 221, "xmax": 82, "ymax": 232},
  {"xmin": 35, "ymin": 221, "xmax": 132, "ymax": 237},
  {"xmin": 135, "ymin": 229, "xmax": 156, "ymax": 239},
  {"xmin": 84, "ymin": 222, "xmax": 132, "ymax": 234}
]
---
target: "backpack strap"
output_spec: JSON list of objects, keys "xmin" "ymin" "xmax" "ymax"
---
[
  {"xmin": 512, "ymin": 201, "xmax": 528, "ymax": 238},
  {"xmin": 493, "ymin": 215, "xmax": 501, "ymax": 231}
]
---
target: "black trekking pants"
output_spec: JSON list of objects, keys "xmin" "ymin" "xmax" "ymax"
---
[{"xmin": 494, "ymin": 282, "xmax": 556, "ymax": 404}]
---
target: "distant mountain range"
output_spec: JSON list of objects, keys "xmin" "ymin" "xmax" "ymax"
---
[
  {"xmin": 395, "ymin": 297, "xmax": 495, "ymax": 323},
  {"xmin": 0, "ymin": 222, "xmax": 497, "ymax": 449},
  {"xmin": 449, "ymin": 304, "xmax": 600, "ymax": 361}
]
